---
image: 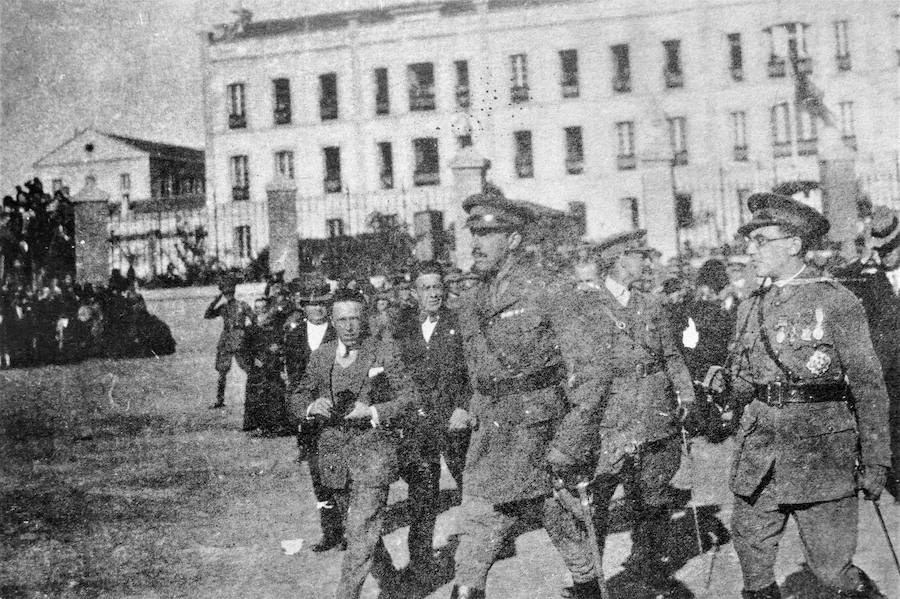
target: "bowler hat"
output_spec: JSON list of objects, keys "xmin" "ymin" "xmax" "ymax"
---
[
  {"xmin": 302, "ymin": 282, "xmax": 332, "ymax": 305},
  {"xmin": 737, "ymin": 192, "xmax": 829, "ymax": 240},
  {"xmin": 463, "ymin": 188, "xmax": 536, "ymax": 232}
]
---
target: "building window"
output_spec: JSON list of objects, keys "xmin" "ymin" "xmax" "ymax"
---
[
  {"xmin": 731, "ymin": 111, "xmax": 748, "ymax": 161},
  {"xmin": 273, "ymin": 78, "xmax": 291, "ymax": 125},
  {"xmin": 612, "ymin": 44, "xmax": 631, "ymax": 92},
  {"xmin": 274, "ymin": 151, "xmax": 294, "ymax": 180},
  {"xmin": 455, "ymin": 60, "xmax": 470, "ymax": 109},
  {"xmin": 326, "ymin": 218, "xmax": 345, "ymax": 238},
  {"xmin": 457, "ymin": 135, "xmax": 472, "ymax": 148},
  {"xmin": 620, "ymin": 197, "xmax": 640, "ymax": 230},
  {"xmin": 786, "ymin": 23, "xmax": 812, "ymax": 74},
  {"xmin": 319, "ymin": 73, "xmax": 338, "ymax": 121},
  {"xmin": 234, "ymin": 225, "xmax": 252, "ymax": 260},
  {"xmin": 728, "ymin": 33, "xmax": 744, "ymax": 80},
  {"xmin": 771, "ymin": 102, "xmax": 792, "ymax": 157},
  {"xmin": 227, "ymin": 83, "xmax": 246, "ymax": 129},
  {"xmin": 323, "ymin": 147, "xmax": 342, "ymax": 193},
  {"xmin": 615, "ymin": 121, "xmax": 636, "ymax": 170},
  {"xmin": 766, "ymin": 28, "xmax": 787, "ymax": 78},
  {"xmin": 230, "ymin": 155, "xmax": 249, "ymax": 201},
  {"xmin": 839, "ymin": 101, "xmax": 856, "ymax": 149},
  {"xmin": 796, "ymin": 108, "xmax": 817, "ymax": 156},
  {"xmin": 564, "ymin": 126, "xmax": 584, "ymax": 175},
  {"xmin": 835, "ymin": 21, "xmax": 851, "ymax": 71},
  {"xmin": 513, "ymin": 130, "xmax": 534, "ymax": 178},
  {"xmin": 560, "ymin": 49, "xmax": 579, "ymax": 98},
  {"xmin": 667, "ymin": 117, "xmax": 688, "ymax": 165},
  {"xmin": 408, "ymin": 63, "xmax": 435, "ymax": 111},
  {"xmin": 663, "ymin": 40, "xmax": 684, "ymax": 88},
  {"xmin": 510, "ymin": 54, "xmax": 529, "ymax": 103},
  {"xmin": 675, "ymin": 193, "xmax": 694, "ymax": 229},
  {"xmin": 119, "ymin": 173, "xmax": 130, "ymax": 202},
  {"xmin": 374, "ymin": 68, "xmax": 390, "ymax": 115},
  {"xmin": 413, "ymin": 138, "xmax": 440, "ymax": 186},
  {"xmin": 378, "ymin": 142, "xmax": 394, "ymax": 189}
]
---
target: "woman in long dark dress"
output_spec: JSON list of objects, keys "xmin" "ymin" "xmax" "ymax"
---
[{"xmin": 242, "ymin": 297, "xmax": 288, "ymax": 436}]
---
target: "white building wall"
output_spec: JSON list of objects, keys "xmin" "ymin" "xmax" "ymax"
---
[{"xmin": 36, "ymin": 156, "xmax": 150, "ymax": 203}]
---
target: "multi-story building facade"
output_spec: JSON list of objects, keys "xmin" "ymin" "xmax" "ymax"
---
[{"xmin": 202, "ymin": 0, "xmax": 899, "ymax": 250}]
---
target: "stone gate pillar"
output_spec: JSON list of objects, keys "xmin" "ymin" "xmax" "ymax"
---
[
  {"xmin": 449, "ymin": 148, "xmax": 489, "ymax": 270},
  {"xmin": 265, "ymin": 177, "xmax": 299, "ymax": 280},
  {"xmin": 71, "ymin": 181, "xmax": 111, "ymax": 286},
  {"xmin": 639, "ymin": 164, "xmax": 679, "ymax": 261},
  {"xmin": 818, "ymin": 131, "xmax": 858, "ymax": 259}
]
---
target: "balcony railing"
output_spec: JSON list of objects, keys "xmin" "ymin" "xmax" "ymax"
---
[
  {"xmin": 455, "ymin": 85, "xmax": 470, "ymax": 109},
  {"xmin": 323, "ymin": 178, "xmax": 342, "ymax": 193},
  {"xmin": 616, "ymin": 155, "xmax": 636, "ymax": 170},
  {"xmin": 510, "ymin": 85, "xmax": 529, "ymax": 103},
  {"xmin": 842, "ymin": 135, "xmax": 857, "ymax": 151},
  {"xmin": 273, "ymin": 107, "xmax": 291, "ymax": 125},
  {"xmin": 561, "ymin": 74, "xmax": 579, "ymax": 98},
  {"xmin": 379, "ymin": 172, "xmax": 394, "ymax": 189},
  {"xmin": 409, "ymin": 89, "xmax": 436, "ymax": 111},
  {"xmin": 320, "ymin": 99, "xmax": 338, "ymax": 121},
  {"xmin": 515, "ymin": 160, "xmax": 534, "ymax": 178},
  {"xmin": 228, "ymin": 113, "xmax": 246, "ymax": 129},
  {"xmin": 672, "ymin": 150, "xmax": 688, "ymax": 166},
  {"xmin": 565, "ymin": 158, "xmax": 584, "ymax": 175},
  {"xmin": 733, "ymin": 146, "xmax": 749, "ymax": 162},
  {"xmin": 836, "ymin": 54, "xmax": 852, "ymax": 72},
  {"xmin": 231, "ymin": 186, "xmax": 249, "ymax": 202},
  {"xmin": 767, "ymin": 56, "xmax": 786, "ymax": 78},
  {"xmin": 413, "ymin": 171, "xmax": 440, "ymax": 186},
  {"xmin": 612, "ymin": 74, "xmax": 631, "ymax": 93},
  {"xmin": 375, "ymin": 97, "xmax": 390, "ymax": 115},
  {"xmin": 730, "ymin": 66, "xmax": 744, "ymax": 81},
  {"xmin": 664, "ymin": 70, "xmax": 684, "ymax": 89},
  {"xmin": 772, "ymin": 141, "xmax": 792, "ymax": 158},
  {"xmin": 797, "ymin": 138, "xmax": 818, "ymax": 156},
  {"xmin": 794, "ymin": 56, "xmax": 812, "ymax": 75}
]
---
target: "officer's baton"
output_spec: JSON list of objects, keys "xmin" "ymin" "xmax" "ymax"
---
[
  {"xmin": 575, "ymin": 480, "xmax": 609, "ymax": 599},
  {"xmin": 872, "ymin": 500, "xmax": 900, "ymax": 577}
]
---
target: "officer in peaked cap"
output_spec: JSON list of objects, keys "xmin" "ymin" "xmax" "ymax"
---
[
  {"xmin": 716, "ymin": 192, "xmax": 890, "ymax": 599},
  {"xmin": 449, "ymin": 188, "xmax": 607, "ymax": 599}
]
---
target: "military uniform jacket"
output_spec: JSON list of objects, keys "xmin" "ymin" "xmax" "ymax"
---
[
  {"xmin": 282, "ymin": 312, "xmax": 336, "ymax": 387},
  {"xmin": 457, "ymin": 257, "xmax": 602, "ymax": 504},
  {"xmin": 589, "ymin": 286, "xmax": 696, "ymax": 474},
  {"xmin": 393, "ymin": 307, "xmax": 471, "ymax": 462},
  {"xmin": 288, "ymin": 335, "xmax": 418, "ymax": 489},
  {"xmin": 204, "ymin": 298, "xmax": 251, "ymax": 353},
  {"xmin": 729, "ymin": 268, "xmax": 891, "ymax": 504}
]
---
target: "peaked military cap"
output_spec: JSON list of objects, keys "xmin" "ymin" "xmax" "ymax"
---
[
  {"xmin": 737, "ymin": 192, "xmax": 830, "ymax": 240},
  {"xmin": 463, "ymin": 188, "xmax": 536, "ymax": 232},
  {"xmin": 591, "ymin": 229, "xmax": 653, "ymax": 258}
]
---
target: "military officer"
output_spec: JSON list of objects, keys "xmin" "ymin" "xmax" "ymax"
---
[
  {"xmin": 204, "ymin": 275, "xmax": 252, "ymax": 409},
  {"xmin": 717, "ymin": 193, "xmax": 890, "ymax": 599},
  {"xmin": 448, "ymin": 189, "xmax": 606, "ymax": 599},
  {"xmin": 289, "ymin": 288, "xmax": 419, "ymax": 599},
  {"xmin": 552, "ymin": 231, "xmax": 698, "ymax": 598}
]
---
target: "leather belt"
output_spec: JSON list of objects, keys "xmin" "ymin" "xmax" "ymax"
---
[
  {"xmin": 477, "ymin": 364, "xmax": 565, "ymax": 397},
  {"xmin": 611, "ymin": 361, "xmax": 664, "ymax": 379},
  {"xmin": 753, "ymin": 382, "xmax": 848, "ymax": 408}
]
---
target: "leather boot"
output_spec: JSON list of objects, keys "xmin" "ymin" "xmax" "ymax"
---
[
  {"xmin": 450, "ymin": 585, "xmax": 485, "ymax": 599},
  {"xmin": 836, "ymin": 569, "xmax": 886, "ymax": 598},
  {"xmin": 310, "ymin": 534, "xmax": 345, "ymax": 552},
  {"xmin": 741, "ymin": 582, "xmax": 781, "ymax": 599},
  {"xmin": 561, "ymin": 579, "xmax": 602, "ymax": 599}
]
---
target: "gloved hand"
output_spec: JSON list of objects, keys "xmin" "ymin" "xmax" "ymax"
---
[
  {"xmin": 448, "ymin": 407, "xmax": 474, "ymax": 431},
  {"xmin": 307, "ymin": 396, "xmax": 333, "ymax": 419},
  {"xmin": 857, "ymin": 464, "xmax": 887, "ymax": 501}
]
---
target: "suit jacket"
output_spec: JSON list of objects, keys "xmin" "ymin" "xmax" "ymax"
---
[
  {"xmin": 282, "ymin": 312, "xmax": 336, "ymax": 387},
  {"xmin": 392, "ymin": 307, "xmax": 471, "ymax": 460},
  {"xmin": 729, "ymin": 269, "xmax": 891, "ymax": 504},
  {"xmin": 288, "ymin": 335, "xmax": 418, "ymax": 489}
]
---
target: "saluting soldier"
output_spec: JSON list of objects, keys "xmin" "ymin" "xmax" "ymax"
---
[
  {"xmin": 551, "ymin": 231, "xmax": 697, "ymax": 598},
  {"xmin": 448, "ymin": 189, "xmax": 604, "ymax": 599},
  {"xmin": 714, "ymin": 193, "xmax": 890, "ymax": 599},
  {"xmin": 204, "ymin": 275, "xmax": 252, "ymax": 409}
]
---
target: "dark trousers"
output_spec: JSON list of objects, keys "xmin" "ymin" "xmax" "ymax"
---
[
  {"xmin": 332, "ymin": 484, "xmax": 396, "ymax": 599},
  {"xmin": 305, "ymin": 440, "xmax": 346, "ymax": 541},
  {"xmin": 401, "ymin": 457, "xmax": 442, "ymax": 571},
  {"xmin": 443, "ymin": 430, "xmax": 469, "ymax": 491}
]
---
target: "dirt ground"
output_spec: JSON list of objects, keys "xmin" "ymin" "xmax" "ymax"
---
[{"xmin": 1, "ymin": 286, "xmax": 897, "ymax": 599}]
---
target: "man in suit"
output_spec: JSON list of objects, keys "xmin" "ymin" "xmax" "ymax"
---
[
  {"xmin": 204, "ymin": 275, "xmax": 252, "ymax": 409},
  {"xmin": 282, "ymin": 278, "xmax": 341, "ymax": 551},
  {"xmin": 715, "ymin": 193, "xmax": 889, "ymax": 599},
  {"xmin": 392, "ymin": 260, "xmax": 471, "ymax": 586},
  {"xmin": 289, "ymin": 288, "xmax": 419, "ymax": 599}
]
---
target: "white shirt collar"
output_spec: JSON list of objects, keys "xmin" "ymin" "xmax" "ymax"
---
[
  {"xmin": 604, "ymin": 275, "xmax": 631, "ymax": 307},
  {"xmin": 307, "ymin": 320, "xmax": 329, "ymax": 351},
  {"xmin": 421, "ymin": 317, "xmax": 438, "ymax": 343}
]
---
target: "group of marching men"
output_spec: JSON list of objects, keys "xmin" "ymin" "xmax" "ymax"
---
[{"xmin": 206, "ymin": 187, "xmax": 896, "ymax": 599}]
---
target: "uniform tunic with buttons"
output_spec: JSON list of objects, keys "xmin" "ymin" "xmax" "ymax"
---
[{"xmin": 729, "ymin": 268, "xmax": 891, "ymax": 504}]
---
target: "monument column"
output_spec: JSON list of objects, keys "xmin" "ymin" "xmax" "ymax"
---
[
  {"xmin": 449, "ymin": 148, "xmax": 489, "ymax": 270},
  {"xmin": 265, "ymin": 177, "xmax": 299, "ymax": 280},
  {"xmin": 71, "ymin": 181, "xmax": 111, "ymax": 286}
]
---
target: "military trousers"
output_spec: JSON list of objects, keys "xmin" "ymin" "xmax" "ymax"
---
[
  {"xmin": 452, "ymin": 495, "xmax": 551, "ymax": 590},
  {"xmin": 332, "ymin": 484, "xmax": 396, "ymax": 599},
  {"xmin": 732, "ymin": 482, "xmax": 863, "ymax": 592}
]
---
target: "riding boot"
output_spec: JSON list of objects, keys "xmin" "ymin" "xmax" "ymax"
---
[{"xmin": 741, "ymin": 582, "xmax": 781, "ymax": 599}]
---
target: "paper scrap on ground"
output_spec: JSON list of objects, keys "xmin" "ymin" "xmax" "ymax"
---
[{"xmin": 280, "ymin": 539, "xmax": 304, "ymax": 555}]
